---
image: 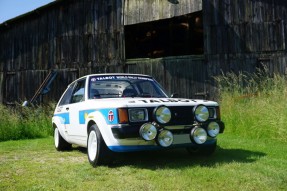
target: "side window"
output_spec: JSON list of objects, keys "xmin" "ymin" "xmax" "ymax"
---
[
  {"xmin": 71, "ymin": 79, "xmax": 86, "ymax": 103},
  {"xmin": 58, "ymin": 84, "xmax": 74, "ymax": 106}
]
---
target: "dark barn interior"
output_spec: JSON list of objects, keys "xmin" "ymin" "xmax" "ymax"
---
[{"xmin": 125, "ymin": 11, "xmax": 203, "ymax": 58}]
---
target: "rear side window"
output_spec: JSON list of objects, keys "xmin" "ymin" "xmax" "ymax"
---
[
  {"xmin": 58, "ymin": 84, "xmax": 74, "ymax": 106},
  {"xmin": 71, "ymin": 79, "xmax": 86, "ymax": 103}
]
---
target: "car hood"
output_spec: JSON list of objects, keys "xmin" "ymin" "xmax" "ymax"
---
[{"xmin": 87, "ymin": 97, "xmax": 219, "ymax": 108}]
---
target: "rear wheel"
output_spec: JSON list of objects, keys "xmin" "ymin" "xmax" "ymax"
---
[
  {"xmin": 87, "ymin": 124, "xmax": 112, "ymax": 167},
  {"xmin": 54, "ymin": 126, "xmax": 72, "ymax": 151},
  {"xmin": 186, "ymin": 141, "xmax": 217, "ymax": 156}
]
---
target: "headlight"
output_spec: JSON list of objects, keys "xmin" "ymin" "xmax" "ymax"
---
[
  {"xmin": 129, "ymin": 109, "xmax": 147, "ymax": 122},
  {"xmin": 154, "ymin": 106, "xmax": 171, "ymax": 124},
  {"xmin": 194, "ymin": 105, "xmax": 209, "ymax": 122},
  {"xmin": 207, "ymin": 122, "xmax": 220, "ymax": 137},
  {"xmin": 139, "ymin": 123, "xmax": 157, "ymax": 141},
  {"xmin": 190, "ymin": 127, "xmax": 207, "ymax": 144},
  {"xmin": 157, "ymin": 130, "xmax": 173, "ymax": 147}
]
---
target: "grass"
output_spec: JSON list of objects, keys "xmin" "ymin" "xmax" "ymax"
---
[
  {"xmin": 0, "ymin": 134, "xmax": 286, "ymax": 191},
  {"xmin": 0, "ymin": 103, "xmax": 53, "ymax": 141},
  {"xmin": 215, "ymin": 68, "xmax": 287, "ymax": 143}
]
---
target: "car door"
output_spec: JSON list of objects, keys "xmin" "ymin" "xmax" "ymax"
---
[
  {"xmin": 54, "ymin": 83, "xmax": 75, "ymax": 137},
  {"xmin": 65, "ymin": 78, "xmax": 87, "ymax": 141}
]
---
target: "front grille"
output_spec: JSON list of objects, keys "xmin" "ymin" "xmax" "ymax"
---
[
  {"xmin": 143, "ymin": 106, "xmax": 194, "ymax": 125},
  {"xmin": 168, "ymin": 106, "xmax": 194, "ymax": 125}
]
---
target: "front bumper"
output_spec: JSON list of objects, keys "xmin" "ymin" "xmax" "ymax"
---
[
  {"xmin": 107, "ymin": 135, "xmax": 217, "ymax": 152},
  {"xmin": 111, "ymin": 120, "xmax": 225, "ymax": 139}
]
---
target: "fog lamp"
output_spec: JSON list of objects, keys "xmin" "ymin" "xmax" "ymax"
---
[
  {"xmin": 139, "ymin": 123, "xmax": 157, "ymax": 141},
  {"xmin": 190, "ymin": 127, "xmax": 207, "ymax": 144},
  {"xmin": 194, "ymin": 105, "xmax": 209, "ymax": 122},
  {"xmin": 157, "ymin": 130, "xmax": 173, "ymax": 147},
  {"xmin": 207, "ymin": 122, "xmax": 220, "ymax": 137},
  {"xmin": 154, "ymin": 106, "xmax": 171, "ymax": 124}
]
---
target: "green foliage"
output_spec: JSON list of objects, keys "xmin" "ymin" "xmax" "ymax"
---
[
  {"xmin": 214, "ymin": 68, "xmax": 287, "ymax": 143},
  {"xmin": 0, "ymin": 103, "xmax": 54, "ymax": 142}
]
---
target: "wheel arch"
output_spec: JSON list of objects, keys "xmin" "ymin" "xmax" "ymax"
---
[
  {"xmin": 87, "ymin": 120, "xmax": 96, "ymax": 135},
  {"xmin": 85, "ymin": 111, "xmax": 115, "ymax": 147}
]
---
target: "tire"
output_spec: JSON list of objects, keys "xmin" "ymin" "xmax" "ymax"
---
[
  {"xmin": 54, "ymin": 126, "xmax": 72, "ymax": 151},
  {"xmin": 186, "ymin": 141, "xmax": 217, "ymax": 156},
  {"xmin": 87, "ymin": 124, "xmax": 112, "ymax": 167}
]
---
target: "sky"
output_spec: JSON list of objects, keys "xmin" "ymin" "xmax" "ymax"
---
[{"xmin": 0, "ymin": 0, "xmax": 55, "ymax": 24}]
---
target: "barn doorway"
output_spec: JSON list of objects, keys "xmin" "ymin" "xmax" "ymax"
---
[{"xmin": 124, "ymin": 11, "xmax": 203, "ymax": 59}]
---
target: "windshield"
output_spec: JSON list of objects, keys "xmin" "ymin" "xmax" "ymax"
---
[{"xmin": 88, "ymin": 75, "xmax": 168, "ymax": 99}]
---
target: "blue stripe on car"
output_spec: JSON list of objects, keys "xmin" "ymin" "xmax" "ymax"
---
[
  {"xmin": 78, "ymin": 110, "xmax": 96, "ymax": 124},
  {"xmin": 108, "ymin": 145, "xmax": 161, "ymax": 152},
  {"xmin": 53, "ymin": 113, "xmax": 70, "ymax": 124},
  {"xmin": 78, "ymin": 108, "xmax": 118, "ymax": 125},
  {"xmin": 108, "ymin": 140, "xmax": 217, "ymax": 152}
]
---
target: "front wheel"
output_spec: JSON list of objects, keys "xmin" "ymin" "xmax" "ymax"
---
[
  {"xmin": 54, "ymin": 126, "xmax": 72, "ymax": 151},
  {"xmin": 87, "ymin": 124, "xmax": 112, "ymax": 167}
]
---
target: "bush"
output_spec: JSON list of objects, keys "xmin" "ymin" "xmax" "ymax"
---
[
  {"xmin": 214, "ymin": 68, "xmax": 287, "ymax": 143},
  {"xmin": 0, "ymin": 103, "xmax": 55, "ymax": 142}
]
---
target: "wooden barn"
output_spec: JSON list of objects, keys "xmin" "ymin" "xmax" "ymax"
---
[{"xmin": 0, "ymin": 0, "xmax": 287, "ymax": 105}]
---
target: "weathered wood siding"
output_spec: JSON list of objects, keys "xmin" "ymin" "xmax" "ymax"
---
[
  {"xmin": 0, "ymin": 0, "xmax": 206, "ymax": 104},
  {"xmin": 124, "ymin": 0, "xmax": 202, "ymax": 24},
  {"xmin": 0, "ymin": 0, "xmax": 125, "ymax": 104},
  {"xmin": 204, "ymin": 0, "xmax": 287, "ymax": 76},
  {"xmin": 125, "ymin": 56, "xmax": 211, "ymax": 99},
  {"xmin": 1, "ymin": 0, "xmax": 287, "ymax": 104}
]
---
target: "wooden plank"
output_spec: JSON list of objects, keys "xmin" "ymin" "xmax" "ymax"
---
[
  {"xmin": 124, "ymin": 0, "xmax": 202, "ymax": 25},
  {"xmin": 125, "ymin": 56, "xmax": 206, "ymax": 99}
]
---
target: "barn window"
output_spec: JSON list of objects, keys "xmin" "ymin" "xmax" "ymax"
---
[{"xmin": 124, "ymin": 11, "xmax": 203, "ymax": 59}]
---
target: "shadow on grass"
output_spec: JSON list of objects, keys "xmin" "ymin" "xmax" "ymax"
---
[{"xmin": 107, "ymin": 146, "xmax": 266, "ymax": 169}]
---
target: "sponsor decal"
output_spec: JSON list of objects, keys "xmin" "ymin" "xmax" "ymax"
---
[
  {"xmin": 84, "ymin": 112, "xmax": 89, "ymax": 120},
  {"xmin": 108, "ymin": 110, "xmax": 114, "ymax": 122},
  {"xmin": 56, "ymin": 107, "xmax": 62, "ymax": 112},
  {"xmin": 79, "ymin": 110, "xmax": 96, "ymax": 124},
  {"xmin": 90, "ymin": 75, "xmax": 153, "ymax": 82},
  {"xmin": 138, "ymin": 99, "xmax": 196, "ymax": 103}
]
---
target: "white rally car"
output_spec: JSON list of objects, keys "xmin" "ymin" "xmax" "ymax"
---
[{"xmin": 52, "ymin": 73, "xmax": 224, "ymax": 167}]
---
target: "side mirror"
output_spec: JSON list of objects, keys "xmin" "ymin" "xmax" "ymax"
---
[{"xmin": 170, "ymin": 93, "xmax": 178, "ymax": 98}]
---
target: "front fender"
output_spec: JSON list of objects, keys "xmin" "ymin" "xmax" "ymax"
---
[{"xmin": 86, "ymin": 110, "xmax": 118, "ymax": 146}]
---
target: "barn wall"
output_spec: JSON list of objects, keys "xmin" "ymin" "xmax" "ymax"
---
[
  {"xmin": 0, "ymin": 0, "xmax": 206, "ymax": 104},
  {"xmin": 0, "ymin": 0, "xmax": 125, "ymax": 104},
  {"xmin": 124, "ymin": 0, "xmax": 202, "ymax": 24},
  {"xmin": 1, "ymin": 0, "xmax": 287, "ymax": 104},
  {"xmin": 125, "ymin": 56, "xmax": 211, "ymax": 99},
  {"xmin": 203, "ymin": 0, "xmax": 287, "ymax": 76}
]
